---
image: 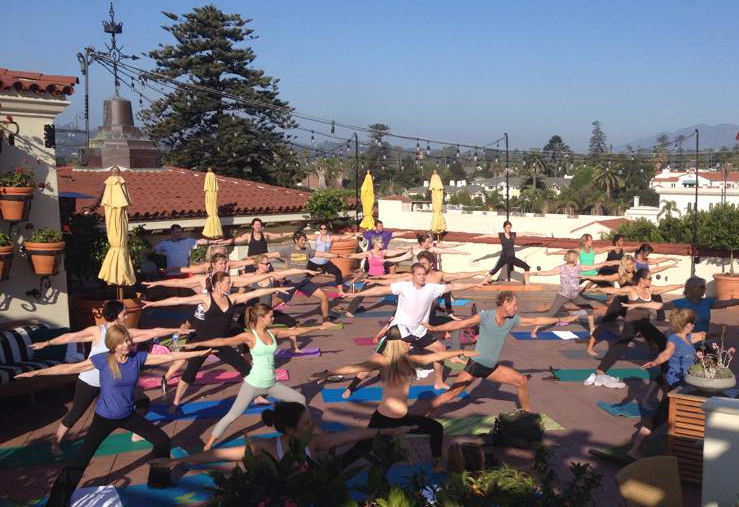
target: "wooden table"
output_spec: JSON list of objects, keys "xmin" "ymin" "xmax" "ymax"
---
[{"xmin": 667, "ymin": 385, "xmax": 739, "ymax": 483}]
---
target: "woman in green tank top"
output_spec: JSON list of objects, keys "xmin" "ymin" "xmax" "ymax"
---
[
  {"xmin": 548, "ymin": 233, "xmax": 621, "ymax": 278},
  {"xmin": 181, "ymin": 303, "xmax": 342, "ymax": 450}
]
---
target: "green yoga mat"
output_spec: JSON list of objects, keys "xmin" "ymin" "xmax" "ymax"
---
[
  {"xmin": 444, "ymin": 359, "xmax": 467, "ymax": 371},
  {"xmin": 588, "ymin": 433, "xmax": 668, "ymax": 465},
  {"xmin": 552, "ymin": 368, "xmax": 651, "ymax": 382},
  {"xmin": 408, "ymin": 414, "xmax": 563, "ymax": 438},
  {"xmin": 0, "ymin": 432, "xmax": 151, "ymax": 469}
]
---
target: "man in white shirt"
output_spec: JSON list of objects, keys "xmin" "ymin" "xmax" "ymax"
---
[
  {"xmin": 155, "ymin": 224, "xmax": 198, "ymax": 270},
  {"xmin": 344, "ymin": 263, "xmax": 490, "ymax": 390}
]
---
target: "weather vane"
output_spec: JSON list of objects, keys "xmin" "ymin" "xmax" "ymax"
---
[{"xmin": 101, "ymin": 2, "xmax": 138, "ymax": 96}]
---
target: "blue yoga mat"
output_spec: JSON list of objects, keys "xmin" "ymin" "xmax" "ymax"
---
[
  {"xmin": 597, "ymin": 401, "xmax": 655, "ymax": 418},
  {"xmin": 355, "ymin": 310, "xmax": 396, "ymax": 318},
  {"xmin": 582, "ymin": 292, "xmax": 609, "ymax": 301},
  {"xmin": 512, "ymin": 330, "xmax": 590, "ymax": 340},
  {"xmin": 381, "ymin": 295, "xmax": 471, "ymax": 306},
  {"xmin": 118, "ymin": 473, "xmax": 215, "ymax": 507},
  {"xmin": 321, "ymin": 385, "xmax": 468, "ymax": 403},
  {"xmin": 146, "ymin": 398, "xmax": 277, "ymax": 422}
]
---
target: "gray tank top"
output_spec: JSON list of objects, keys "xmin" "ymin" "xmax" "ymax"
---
[{"xmin": 249, "ymin": 278, "xmax": 274, "ymax": 306}]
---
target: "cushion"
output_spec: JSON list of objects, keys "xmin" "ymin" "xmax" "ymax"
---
[
  {"xmin": 0, "ymin": 324, "xmax": 48, "ymax": 364},
  {"xmin": 0, "ymin": 359, "xmax": 60, "ymax": 384}
]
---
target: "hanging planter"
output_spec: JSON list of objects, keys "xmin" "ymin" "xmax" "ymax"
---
[
  {"xmin": 23, "ymin": 228, "xmax": 65, "ymax": 276},
  {"xmin": 0, "ymin": 233, "xmax": 13, "ymax": 281},
  {"xmin": 0, "ymin": 168, "xmax": 35, "ymax": 222}
]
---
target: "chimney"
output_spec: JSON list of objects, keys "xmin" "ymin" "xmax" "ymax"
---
[{"xmin": 633, "ymin": 195, "xmax": 640, "ymax": 208}]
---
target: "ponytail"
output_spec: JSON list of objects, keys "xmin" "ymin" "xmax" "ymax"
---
[
  {"xmin": 101, "ymin": 300, "xmax": 125, "ymax": 323},
  {"xmin": 247, "ymin": 303, "xmax": 272, "ymax": 328},
  {"xmin": 261, "ymin": 402, "xmax": 306, "ymax": 434},
  {"xmin": 104, "ymin": 324, "xmax": 130, "ymax": 380},
  {"xmin": 206, "ymin": 271, "xmax": 229, "ymax": 293}
]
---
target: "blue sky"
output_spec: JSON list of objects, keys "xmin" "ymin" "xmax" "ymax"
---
[{"xmin": 2, "ymin": 0, "xmax": 738, "ymax": 150}]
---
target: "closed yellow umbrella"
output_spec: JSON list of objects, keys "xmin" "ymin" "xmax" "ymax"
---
[
  {"xmin": 429, "ymin": 170, "xmax": 447, "ymax": 233},
  {"xmin": 98, "ymin": 166, "xmax": 135, "ymax": 288},
  {"xmin": 359, "ymin": 171, "xmax": 375, "ymax": 229},
  {"xmin": 202, "ymin": 167, "xmax": 223, "ymax": 238}
]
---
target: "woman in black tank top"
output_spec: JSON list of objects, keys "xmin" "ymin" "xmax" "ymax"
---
[{"xmin": 472, "ymin": 221, "xmax": 542, "ymax": 285}]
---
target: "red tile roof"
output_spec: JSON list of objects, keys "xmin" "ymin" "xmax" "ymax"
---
[
  {"xmin": 0, "ymin": 68, "xmax": 78, "ymax": 96},
  {"xmin": 570, "ymin": 218, "xmax": 629, "ymax": 233},
  {"xmin": 57, "ymin": 166, "xmax": 311, "ymax": 221}
]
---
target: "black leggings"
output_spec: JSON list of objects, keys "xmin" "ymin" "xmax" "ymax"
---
[
  {"xmin": 490, "ymin": 255, "xmax": 530, "ymax": 280},
  {"xmin": 272, "ymin": 310, "xmax": 297, "ymax": 328},
  {"xmin": 61, "ymin": 378, "xmax": 100, "ymax": 429},
  {"xmin": 46, "ymin": 411, "xmax": 170, "ymax": 507},
  {"xmin": 598, "ymin": 318, "xmax": 667, "ymax": 373},
  {"xmin": 307, "ymin": 260, "xmax": 343, "ymax": 286},
  {"xmin": 181, "ymin": 344, "xmax": 251, "ymax": 384},
  {"xmin": 341, "ymin": 410, "xmax": 444, "ymax": 466}
]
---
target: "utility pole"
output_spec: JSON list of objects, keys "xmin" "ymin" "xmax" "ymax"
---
[
  {"xmin": 354, "ymin": 132, "xmax": 359, "ymax": 224},
  {"xmin": 692, "ymin": 128, "xmax": 699, "ymax": 277},
  {"xmin": 505, "ymin": 132, "xmax": 510, "ymax": 221}
]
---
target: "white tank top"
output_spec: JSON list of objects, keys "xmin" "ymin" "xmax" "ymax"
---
[
  {"xmin": 275, "ymin": 436, "xmax": 312, "ymax": 459},
  {"xmin": 78, "ymin": 325, "xmax": 109, "ymax": 387}
]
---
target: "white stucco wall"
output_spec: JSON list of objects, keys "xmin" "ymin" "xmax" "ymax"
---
[{"xmin": 0, "ymin": 91, "xmax": 71, "ymax": 327}]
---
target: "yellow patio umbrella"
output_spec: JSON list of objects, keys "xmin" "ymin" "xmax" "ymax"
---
[
  {"xmin": 359, "ymin": 171, "xmax": 375, "ymax": 229},
  {"xmin": 429, "ymin": 170, "xmax": 447, "ymax": 233},
  {"xmin": 98, "ymin": 166, "xmax": 135, "ymax": 292},
  {"xmin": 202, "ymin": 167, "xmax": 223, "ymax": 238}
]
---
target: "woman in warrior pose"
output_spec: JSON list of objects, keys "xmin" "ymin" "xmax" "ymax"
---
[
  {"xmin": 472, "ymin": 220, "xmax": 543, "ymax": 285},
  {"xmin": 547, "ymin": 233, "xmax": 622, "ymax": 280},
  {"xmin": 204, "ymin": 217, "xmax": 293, "ymax": 272},
  {"xmin": 142, "ymin": 272, "xmax": 289, "ymax": 412},
  {"xmin": 306, "ymin": 222, "xmax": 358, "ymax": 288},
  {"xmin": 585, "ymin": 269, "xmax": 683, "ymax": 389},
  {"xmin": 310, "ymin": 326, "xmax": 478, "ymax": 470},
  {"xmin": 180, "ymin": 303, "xmax": 342, "ymax": 450},
  {"xmin": 16, "ymin": 325, "xmax": 211, "ymax": 507},
  {"xmin": 30, "ymin": 300, "xmax": 192, "ymax": 454}
]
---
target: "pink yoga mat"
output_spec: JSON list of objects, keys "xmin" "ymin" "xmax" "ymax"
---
[
  {"xmin": 138, "ymin": 368, "xmax": 289, "ymax": 389},
  {"xmin": 353, "ymin": 337, "xmax": 377, "ymax": 346}
]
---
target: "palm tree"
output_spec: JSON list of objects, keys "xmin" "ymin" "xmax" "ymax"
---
[
  {"xmin": 591, "ymin": 164, "xmax": 624, "ymax": 199},
  {"xmin": 484, "ymin": 190, "xmax": 505, "ymax": 211},
  {"xmin": 555, "ymin": 192, "xmax": 580, "ymax": 215},
  {"xmin": 657, "ymin": 200, "xmax": 681, "ymax": 220}
]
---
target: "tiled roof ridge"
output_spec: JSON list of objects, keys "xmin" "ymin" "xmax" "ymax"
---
[{"xmin": 0, "ymin": 68, "xmax": 78, "ymax": 96}]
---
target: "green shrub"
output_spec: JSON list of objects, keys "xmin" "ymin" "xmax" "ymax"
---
[
  {"xmin": 29, "ymin": 228, "xmax": 63, "ymax": 243},
  {"xmin": 0, "ymin": 233, "xmax": 11, "ymax": 247},
  {"xmin": 190, "ymin": 245, "xmax": 208, "ymax": 264},
  {"xmin": 303, "ymin": 188, "xmax": 348, "ymax": 225}
]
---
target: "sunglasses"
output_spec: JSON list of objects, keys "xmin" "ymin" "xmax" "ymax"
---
[
  {"xmin": 259, "ymin": 262, "xmax": 271, "ymax": 266},
  {"xmin": 319, "ymin": 227, "xmax": 327, "ymax": 230}
]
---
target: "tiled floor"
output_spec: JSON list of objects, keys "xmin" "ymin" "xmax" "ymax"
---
[{"xmin": 3, "ymin": 279, "xmax": 733, "ymax": 505}]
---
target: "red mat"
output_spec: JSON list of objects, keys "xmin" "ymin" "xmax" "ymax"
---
[{"xmin": 138, "ymin": 368, "xmax": 289, "ymax": 389}]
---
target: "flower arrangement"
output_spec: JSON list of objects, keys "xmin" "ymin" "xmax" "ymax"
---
[
  {"xmin": 29, "ymin": 228, "xmax": 64, "ymax": 243},
  {"xmin": 0, "ymin": 167, "xmax": 35, "ymax": 188},
  {"xmin": 689, "ymin": 330, "xmax": 736, "ymax": 379}
]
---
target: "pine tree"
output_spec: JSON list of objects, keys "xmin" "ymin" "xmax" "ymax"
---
[
  {"xmin": 139, "ymin": 6, "xmax": 301, "ymax": 186},
  {"xmin": 588, "ymin": 121, "xmax": 608, "ymax": 155},
  {"xmin": 366, "ymin": 123, "xmax": 393, "ymax": 185}
]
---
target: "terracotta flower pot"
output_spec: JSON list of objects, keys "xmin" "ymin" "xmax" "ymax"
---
[
  {"xmin": 713, "ymin": 273, "xmax": 739, "ymax": 300},
  {"xmin": 330, "ymin": 238, "xmax": 358, "ymax": 277},
  {"xmin": 23, "ymin": 241, "xmax": 65, "ymax": 276},
  {"xmin": 0, "ymin": 245, "xmax": 13, "ymax": 281},
  {"xmin": 71, "ymin": 295, "xmax": 144, "ymax": 329},
  {"xmin": 0, "ymin": 187, "xmax": 34, "ymax": 222}
]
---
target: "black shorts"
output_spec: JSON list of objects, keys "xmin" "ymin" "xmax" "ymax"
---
[
  {"xmin": 402, "ymin": 332, "xmax": 437, "ymax": 349},
  {"xmin": 277, "ymin": 279, "xmax": 319, "ymax": 301},
  {"xmin": 464, "ymin": 359, "xmax": 498, "ymax": 378}
]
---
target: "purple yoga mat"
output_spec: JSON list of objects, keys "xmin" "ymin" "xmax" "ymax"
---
[{"xmin": 275, "ymin": 347, "xmax": 320, "ymax": 358}]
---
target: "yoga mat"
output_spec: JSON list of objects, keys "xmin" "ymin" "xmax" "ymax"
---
[
  {"xmin": 437, "ymin": 298, "xmax": 471, "ymax": 306},
  {"xmin": 423, "ymin": 413, "xmax": 564, "ymax": 436},
  {"xmin": 597, "ymin": 401, "xmax": 654, "ymax": 418},
  {"xmin": 444, "ymin": 359, "xmax": 467, "ymax": 371},
  {"xmin": 146, "ymin": 398, "xmax": 277, "ymax": 422},
  {"xmin": 588, "ymin": 434, "xmax": 668, "ymax": 465},
  {"xmin": 559, "ymin": 348, "xmax": 646, "ymax": 361},
  {"xmin": 275, "ymin": 347, "xmax": 320, "ymax": 358},
  {"xmin": 0, "ymin": 432, "xmax": 151, "ymax": 469},
  {"xmin": 321, "ymin": 385, "xmax": 468, "ymax": 403},
  {"xmin": 354, "ymin": 310, "xmax": 395, "ymax": 318},
  {"xmin": 138, "ymin": 368, "xmax": 289, "ymax": 389},
  {"xmin": 353, "ymin": 337, "xmax": 377, "ymax": 346},
  {"xmin": 582, "ymin": 292, "xmax": 609, "ymax": 301},
  {"xmin": 551, "ymin": 368, "xmax": 651, "ymax": 382},
  {"xmin": 117, "ymin": 473, "xmax": 215, "ymax": 507},
  {"xmin": 512, "ymin": 330, "xmax": 590, "ymax": 341}
]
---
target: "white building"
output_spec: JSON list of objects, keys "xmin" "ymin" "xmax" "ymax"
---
[{"xmin": 651, "ymin": 166, "xmax": 739, "ymax": 215}]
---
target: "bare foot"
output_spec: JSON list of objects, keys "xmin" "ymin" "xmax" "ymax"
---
[
  {"xmin": 585, "ymin": 348, "xmax": 599, "ymax": 357},
  {"xmin": 530, "ymin": 331, "xmax": 538, "ymax": 339},
  {"xmin": 341, "ymin": 388, "xmax": 353, "ymax": 399},
  {"xmin": 50, "ymin": 441, "xmax": 63, "ymax": 456},
  {"xmin": 131, "ymin": 433, "xmax": 144, "ymax": 442},
  {"xmin": 292, "ymin": 345, "xmax": 302, "ymax": 353},
  {"xmin": 254, "ymin": 396, "xmax": 271, "ymax": 405},
  {"xmin": 433, "ymin": 382, "xmax": 451, "ymax": 390},
  {"xmin": 203, "ymin": 443, "xmax": 212, "ymax": 452}
]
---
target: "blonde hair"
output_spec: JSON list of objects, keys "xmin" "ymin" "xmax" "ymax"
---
[
  {"xmin": 104, "ymin": 324, "xmax": 131, "ymax": 380},
  {"xmin": 579, "ymin": 234, "xmax": 593, "ymax": 251},
  {"xmin": 247, "ymin": 303, "xmax": 272, "ymax": 328},
  {"xmin": 381, "ymin": 330, "xmax": 414, "ymax": 385},
  {"xmin": 371, "ymin": 236, "xmax": 384, "ymax": 248},
  {"xmin": 669, "ymin": 308, "xmax": 696, "ymax": 333},
  {"xmin": 205, "ymin": 245, "xmax": 228, "ymax": 262},
  {"xmin": 564, "ymin": 249, "xmax": 579, "ymax": 264},
  {"xmin": 617, "ymin": 255, "xmax": 635, "ymax": 284}
]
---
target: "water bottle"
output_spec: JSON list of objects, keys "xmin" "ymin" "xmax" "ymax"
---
[{"xmin": 171, "ymin": 332, "xmax": 180, "ymax": 352}]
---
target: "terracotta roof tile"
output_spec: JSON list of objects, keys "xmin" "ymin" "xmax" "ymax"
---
[
  {"xmin": 57, "ymin": 166, "xmax": 311, "ymax": 221},
  {"xmin": 570, "ymin": 218, "xmax": 629, "ymax": 233},
  {"xmin": 0, "ymin": 68, "xmax": 78, "ymax": 96}
]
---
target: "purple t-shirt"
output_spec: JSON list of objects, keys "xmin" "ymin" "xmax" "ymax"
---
[
  {"xmin": 90, "ymin": 351, "xmax": 148, "ymax": 419},
  {"xmin": 558, "ymin": 263, "xmax": 582, "ymax": 299},
  {"xmin": 363, "ymin": 230, "xmax": 393, "ymax": 250}
]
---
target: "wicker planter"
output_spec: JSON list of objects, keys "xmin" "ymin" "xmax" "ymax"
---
[
  {"xmin": 0, "ymin": 187, "xmax": 34, "ymax": 222},
  {"xmin": 330, "ymin": 238, "xmax": 358, "ymax": 277},
  {"xmin": 23, "ymin": 241, "xmax": 65, "ymax": 276},
  {"xmin": 684, "ymin": 373, "xmax": 736, "ymax": 393},
  {"xmin": 713, "ymin": 273, "xmax": 739, "ymax": 300},
  {"xmin": 0, "ymin": 245, "xmax": 13, "ymax": 281}
]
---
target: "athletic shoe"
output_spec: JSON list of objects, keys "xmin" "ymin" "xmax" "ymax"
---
[
  {"xmin": 415, "ymin": 368, "xmax": 433, "ymax": 380},
  {"xmin": 583, "ymin": 373, "xmax": 597, "ymax": 386},
  {"xmin": 595, "ymin": 374, "xmax": 626, "ymax": 389},
  {"xmin": 602, "ymin": 373, "xmax": 622, "ymax": 382}
]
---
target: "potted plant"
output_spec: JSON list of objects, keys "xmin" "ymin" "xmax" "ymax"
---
[
  {"xmin": 685, "ymin": 332, "xmax": 736, "ymax": 393},
  {"xmin": 703, "ymin": 204, "xmax": 739, "ymax": 299},
  {"xmin": 23, "ymin": 227, "xmax": 65, "ymax": 275},
  {"xmin": 303, "ymin": 188, "xmax": 358, "ymax": 276},
  {"xmin": 0, "ymin": 232, "xmax": 13, "ymax": 281},
  {"xmin": 0, "ymin": 167, "xmax": 35, "ymax": 222}
]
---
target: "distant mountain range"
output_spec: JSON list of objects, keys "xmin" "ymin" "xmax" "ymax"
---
[{"xmin": 617, "ymin": 124, "xmax": 739, "ymax": 152}]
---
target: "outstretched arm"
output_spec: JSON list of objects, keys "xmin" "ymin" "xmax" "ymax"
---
[
  {"xmin": 230, "ymin": 287, "xmax": 294, "ymax": 305},
  {"xmin": 443, "ymin": 273, "xmax": 492, "ymax": 293},
  {"xmin": 713, "ymin": 298, "xmax": 739, "ymax": 309},
  {"xmin": 309, "ymin": 359, "xmax": 382, "ymax": 380},
  {"xmin": 652, "ymin": 284, "xmax": 684, "ymax": 295},
  {"xmin": 145, "ymin": 349, "xmax": 211, "ymax": 366},
  {"xmin": 546, "ymin": 249, "xmax": 568, "ymax": 255},
  {"xmin": 592, "ymin": 286, "xmax": 634, "ymax": 296},
  {"xmin": 16, "ymin": 359, "xmax": 94, "ymax": 378},
  {"xmin": 642, "ymin": 342, "xmax": 677, "ymax": 370},
  {"xmin": 142, "ymin": 294, "xmax": 205, "ymax": 308},
  {"xmin": 650, "ymin": 260, "xmax": 678, "ymax": 275},
  {"xmin": 272, "ymin": 322, "xmax": 342, "ymax": 339},
  {"xmin": 593, "ymin": 245, "xmax": 620, "ymax": 254},
  {"xmin": 423, "ymin": 314, "xmax": 481, "ymax": 333},
  {"xmin": 582, "ymin": 273, "xmax": 619, "ymax": 283},
  {"xmin": 176, "ymin": 263, "xmax": 209, "ymax": 275},
  {"xmin": 440, "ymin": 270, "xmax": 489, "ymax": 282},
  {"xmin": 343, "ymin": 285, "xmax": 395, "ymax": 299},
  {"xmin": 129, "ymin": 323, "xmax": 193, "ymax": 343},
  {"xmin": 621, "ymin": 301, "xmax": 668, "ymax": 311},
  {"xmin": 530, "ymin": 267, "xmax": 560, "ymax": 277},
  {"xmin": 584, "ymin": 260, "xmax": 621, "ymax": 271},
  {"xmin": 183, "ymin": 334, "xmax": 246, "ymax": 349},
  {"xmin": 143, "ymin": 276, "xmax": 202, "ymax": 289},
  {"xmin": 428, "ymin": 246, "xmax": 469, "ymax": 255},
  {"xmin": 30, "ymin": 326, "xmax": 98, "ymax": 350},
  {"xmin": 519, "ymin": 315, "xmax": 578, "ymax": 326},
  {"xmin": 410, "ymin": 349, "xmax": 479, "ymax": 365},
  {"xmin": 384, "ymin": 251, "xmax": 413, "ymax": 263}
]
